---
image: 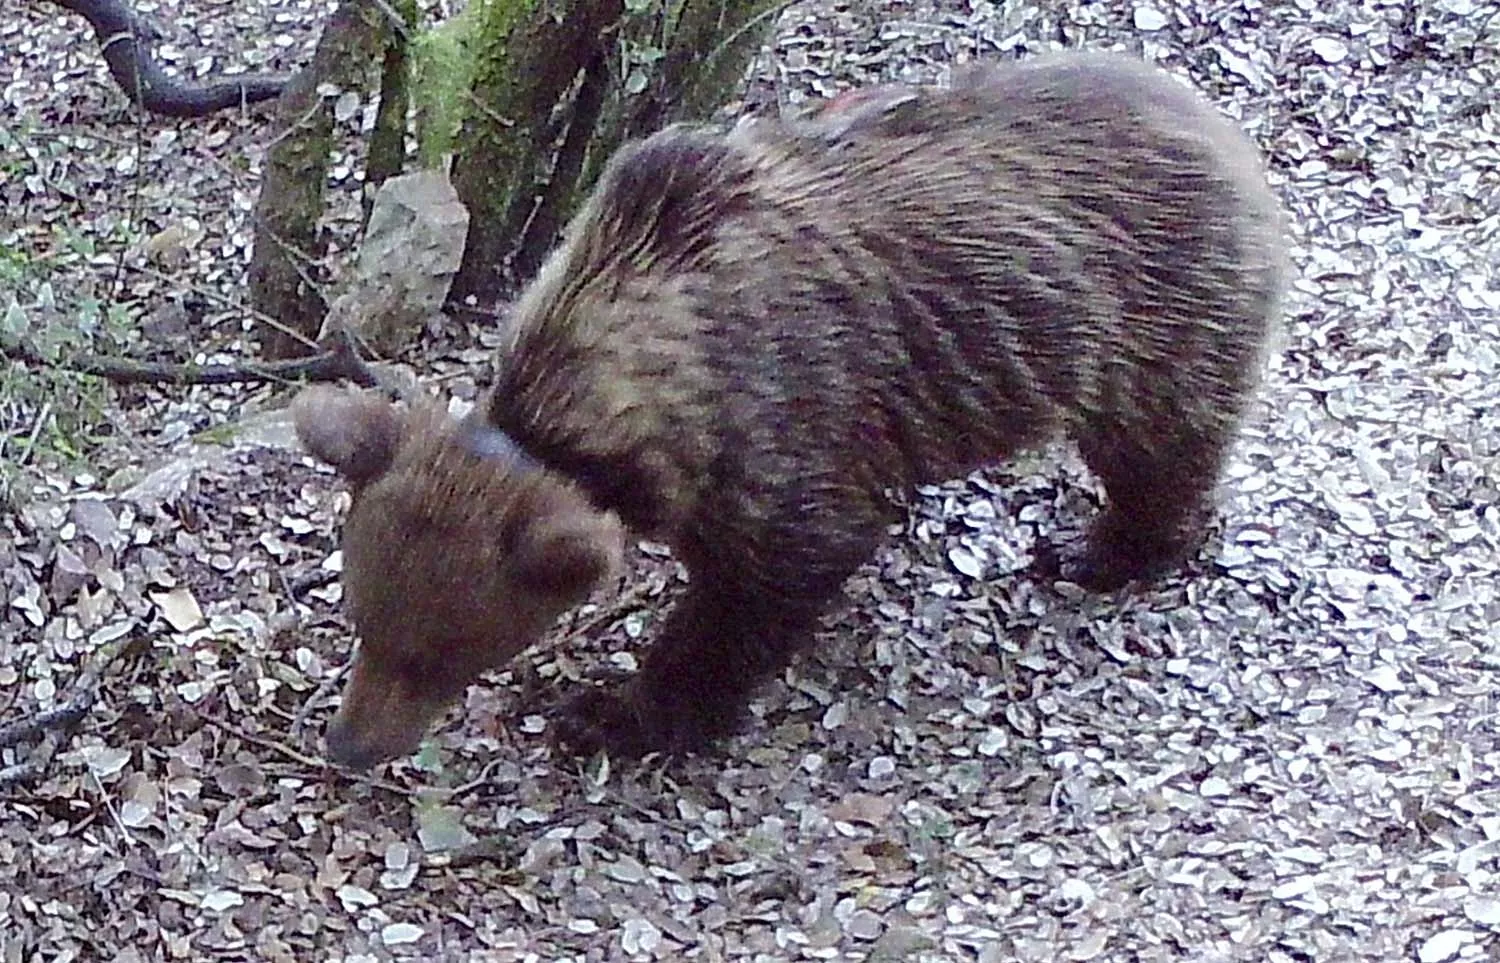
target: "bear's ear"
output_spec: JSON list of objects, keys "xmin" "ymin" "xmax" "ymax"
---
[
  {"xmin": 514, "ymin": 510, "xmax": 624, "ymax": 600},
  {"xmin": 292, "ymin": 387, "xmax": 402, "ymax": 487}
]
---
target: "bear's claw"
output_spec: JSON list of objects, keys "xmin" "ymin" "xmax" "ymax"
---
[
  {"xmin": 551, "ymin": 680, "xmax": 731, "ymax": 759},
  {"xmin": 552, "ymin": 684, "xmax": 665, "ymax": 759}
]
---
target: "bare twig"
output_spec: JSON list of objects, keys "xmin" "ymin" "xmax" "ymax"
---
[
  {"xmin": 17, "ymin": 400, "xmax": 52, "ymax": 469},
  {"xmin": 88, "ymin": 767, "xmax": 139, "ymax": 846},
  {"xmin": 197, "ymin": 713, "xmax": 331, "ymax": 769},
  {"xmin": 0, "ymin": 727, "xmax": 72, "ymax": 792},
  {"xmin": 554, "ymin": 578, "xmax": 658, "ymax": 649},
  {"xmin": 47, "ymin": 0, "xmax": 286, "ymax": 118},
  {"xmin": 287, "ymin": 568, "xmax": 341, "ymax": 598},
  {"xmin": 290, "ymin": 661, "xmax": 349, "ymax": 736},
  {"xmin": 0, "ymin": 328, "xmax": 379, "ymax": 388},
  {"xmin": 0, "ymin": 630, "xmax": 140, "ymax": 791},
  {"xmin": 446, "ymin": 756, "xmax": 512, "ymax": 799},
  {"xmin": 130, "ymin": 262, "xmax": 320, "ymax": 351},
  {"xmin": 197, "ymin": 714, "xmax": 413, "ymax": 796}
]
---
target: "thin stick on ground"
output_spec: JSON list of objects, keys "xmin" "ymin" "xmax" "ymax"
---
[
  {"xmin": 0, "ymin": 329, "xmax": 380, "ymax": 388},
  {"xmin": 290, "ymin": 661, "xmax": 349, "ymax": 736},
  {"xmin": 0, "ymin": 630, "xmax": 141, "ymax": 790},
  {"xmin": 16, "ymin": 400, "xmax": 52, "ymax": 469},
  {"xmin": 197, "ymin": 714, "xmax": 413, "ymax": 796}
]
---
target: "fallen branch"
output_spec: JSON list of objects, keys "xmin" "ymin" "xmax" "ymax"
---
[
  {"xmin": 0, "ymin": 631, "xmax": 140, "ymax": 791},
  {"xmin": 288, "ymin": 657, "xmax": 348, "ymax": 737},
  {"xmin": 0, "ymin": 329, "xmax": 380, "ymax": 388},
  {"xmin": 47, "ymin": 0, "xmax": 287, "ymax": 118},
  {"xmin": 197, "ymin": 714, "xmax": 412, "ymax": 795},
  {"xmin": 287, "ymin": 568, "xmax": 341, "ymax": 599}
]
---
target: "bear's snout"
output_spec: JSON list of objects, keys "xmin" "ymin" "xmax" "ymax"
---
[
  {"xmin": 322, "ymin": 655, "xmax": 446, "ymax": 771},
  {"xmin": 324, "ymin": 713, "xmax": 413, "ymax": 771}
]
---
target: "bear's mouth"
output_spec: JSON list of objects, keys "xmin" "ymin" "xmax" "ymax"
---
[{"xmin": 323, "ymin": 655, "xmax": 455, "ymax": 770}]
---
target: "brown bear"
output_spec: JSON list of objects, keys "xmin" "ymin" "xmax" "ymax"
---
[{"xmin": 294, "ymin": 49, "xmax": 1286, "ymax": 770}]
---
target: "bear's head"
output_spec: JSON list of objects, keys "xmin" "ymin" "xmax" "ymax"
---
[{"xmin": 291, "ymin": 386, "xmax": 625, "ymax": 770}]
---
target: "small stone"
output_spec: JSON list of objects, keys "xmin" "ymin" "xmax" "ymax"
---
[
  {"xmin": 1464, "ymin": 896, "xmax": 1500, "ymax": 926},
  {"xmin": 847, "ymin": 909, "xmax": 884, "ymax": 941},
  {"xmin": 1311, "ymin": 37, "xmax": 1349, "ymax": 62},
  {"xmin": 380, "ymin": 923, "xmax": 423, "ymax": 946},
  {"xmin": 948, "ymin": 545, "xmax": 984, "ymax": 578},
  {"xmin": 1133, "ymin": 6, "xmax": 1168, "ymax": 30},
  {"xmin": 1417, "ymin": 930, "xmax": 1469, "ymax": 962},
  {"xmin": 621, "ymin": 918, "xmax": 661, "ymax": 955}
]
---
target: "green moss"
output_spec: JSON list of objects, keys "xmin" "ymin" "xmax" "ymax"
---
[
  {"xmin": 447, "ymin": 0, "xmax": 548, "ymax": 268},
  {"xmin": 410, "ymin": 0, "xmax": 503, "ymax": 168}
]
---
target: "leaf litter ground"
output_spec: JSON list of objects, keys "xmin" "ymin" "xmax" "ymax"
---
[{"xmin": 1, "ymin": 0, "xmax": 1498, "ymax": 960}]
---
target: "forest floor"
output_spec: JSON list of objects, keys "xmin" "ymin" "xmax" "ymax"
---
[{"xmin": 2, "ymin": 0, "xmax": 1498, "ymax": 960}]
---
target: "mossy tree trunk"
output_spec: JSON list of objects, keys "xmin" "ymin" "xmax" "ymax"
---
[
  {"xmin": 246, "ymin": 0, "xmax": 780, "ymax": 357},
  {"xmin": 364, "ymin": 0, "xmax": 419, "ymax": 226},
  {"xmin": 247, "ymin": 0, "xmax": 394, "ymax": 359},
  {"xmin": 447, "ymin": 0, "xmax": 783, "ymax": 307}
]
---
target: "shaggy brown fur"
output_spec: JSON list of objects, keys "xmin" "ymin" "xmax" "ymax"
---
[{"xmin": 296, "ymin": 50, "xmax": 1285, "ymax": 769}]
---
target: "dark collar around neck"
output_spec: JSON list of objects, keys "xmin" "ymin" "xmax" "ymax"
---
[{"xmin": 455, "ymin": 404, "xmax": 666, "ymax": 533}]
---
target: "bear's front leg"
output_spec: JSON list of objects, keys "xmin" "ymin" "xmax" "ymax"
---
[
  {"xmin": 554, "ymin": 503, "xmax": 886, "ymax": 758},
  {"xmin": 554, "ymin": 577, "xmax": 827, "ymax": 758}
]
